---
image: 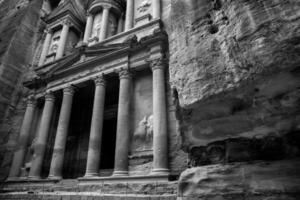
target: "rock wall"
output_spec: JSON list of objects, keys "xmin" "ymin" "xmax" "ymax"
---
[
  {"xmin": 0, "ymin": 0, "xmax": 44, "ymax": 181},
  {"xmin": 168, "ymin": 0, "xmax": 300, "ymax": 198}
]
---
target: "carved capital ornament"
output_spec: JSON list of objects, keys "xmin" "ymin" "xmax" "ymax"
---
[
  {"xmin": 148, "ymin": 58, "xmax": 167, "ymax": 71},
  {"xmin": 45, "ymin": 91, "xmax": 55, "ymax": 102},
  {"xmin": 94, "ymin": 75, "xmax": 106, "ymax": 86},
  {"xmin": 63, "ymin": 85, "xmax": 76, "ymax": 95},
  {"xmin": 27, "ymin": 95, "xmax": 37, "ymax": 107},
  {"xmin": 119, "ymin": 69, "xmax": 132, "ymax": 80}
]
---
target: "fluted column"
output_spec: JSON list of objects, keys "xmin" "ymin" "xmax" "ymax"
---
[
  {"xmin": 83, "ymin": 13, "xmax": 94, "ymax": 44},
  {"xmin": 39, "ymin": 29, "xmax": 52, "ymax": 66},
  {"xmin": 56, "ymin": 20, "xmax": 71, "ymax": 59},
  {"xmin": 28, "ymin": 92, "xmax": 55, "ymax": 179},
  {"xmin": 124, "ymin": 0, "xmax": 134, "ymax": 31},
  {"xmin": 8, "ymin": 96, "xmax": 37, "ymax": 180},
  {"xmin": 113, "ymin": 69, "xmax": 132, "ymax": 177},
  {"xmin": 48, "ymin": 86, "xmax": 75, "ymax": 180},
  {"xmin": 99, "ymin": 6, "xmax": 110, "ymax": 41},
  {"xmin": 149, "ymin": 58, "xmax": 169, "ymax": 175},
  {"xmin": 153, "ymin": 0, "xmax": 161, "ymax": 19},
  {"xmin": 84, "ymin": 76, "xmax": 106, "ymax": 178}
]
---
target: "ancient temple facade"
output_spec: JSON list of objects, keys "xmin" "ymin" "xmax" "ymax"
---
[
  {"xmin": 1, "ymin": 0, "xmax": 300, "ymax": 199},
  {"xmin": 5, "ymin": 0, "xmax": 179, "ymax": 185}
]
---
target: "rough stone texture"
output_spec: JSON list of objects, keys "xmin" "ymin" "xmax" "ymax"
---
[
  {"xmin": 0, "ymin": 0, "xmax": 44, "ymax": 181},
  {"xmin": 177, "ymin": 159, "xmax": 300, "ymax": 200},
  {"xmin": 168, "ymin": 0, "xmax": 300, "ymax": 162}
]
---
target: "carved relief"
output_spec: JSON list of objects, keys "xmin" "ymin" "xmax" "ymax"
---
[
  {"xmin": 137, "ymin": 0, "xmax": 151, "ymax": 13},
  {"xmin": 92, "ymin": 12, "xmax": 102, "ymax": 38},
  {"xmin": 132, "ymin": 115, "xmax": 153, "ymax": 152}
]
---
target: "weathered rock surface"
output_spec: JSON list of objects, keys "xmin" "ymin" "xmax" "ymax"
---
[
  {"xmin": 169, "ymin": 0, "xmax": 300, "ymax": 163},
  {"xmin": 177, "ymin": 159, "xmax": 300, "ymax": 200}
]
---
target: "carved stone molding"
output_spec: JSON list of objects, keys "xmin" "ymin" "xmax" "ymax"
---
[
  {"xmin": 45, "ymin": 91, "xmax": 55, "ymax": 102},
  {"xmin": 27, "ymin": 95, "xmax": 37, "ymax": 107},
  {"xmin": 119, "ymin": 69, "xmax": 132, "ymax": 80},
  {"xmin": 63, "ymin": 19, "xmax": 72, "ymax": 27},
  {"xmin": 63, "ymin": 85, "xmax": 76, "ymax": 95},
  {"xmin": 148, "ymin": 58, "xmax": 167, "ymax": 71},
  {"xmin": 94, "ymin": 75, "xmax": 106, "ymax": 86}
]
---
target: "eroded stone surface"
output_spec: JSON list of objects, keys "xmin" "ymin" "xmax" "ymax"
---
[{"xmin": 177, "ymin": 159, "xmax": 300, "ymax": 199}]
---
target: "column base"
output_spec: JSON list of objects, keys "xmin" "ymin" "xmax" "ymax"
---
[
  {"xmin": 83, "ymin": 173, "xmax": 99, "ymax": 179},
  {"xmin": 6, "ymin": 177, "xmax": 21, "ymax": 182},
  {"xmin": 151, "ymin": 168, "xmax": 170, "ymax": 176},
  {"xmin": 27, "ymin": 176, "xmax": 42, "ymax": 180},
  {"xmin": 112, "ymin": 170, "xmax": 128, "ymax": 177},
  {"xmin": 47, "ymin": 175, "xmax": 62, "ymax": 180}
]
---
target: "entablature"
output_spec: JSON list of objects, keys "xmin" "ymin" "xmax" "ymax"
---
[{"xmin": 24, "ymin": 22, "xmax": 168, "ymax": 97}]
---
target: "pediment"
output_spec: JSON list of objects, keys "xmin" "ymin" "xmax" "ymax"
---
[
  {"xmin": 45, "ymin": 0, "xmax": 85, "ymax": 24},
  {"xmin": 37, "ymin": 43, "xmax": 131, "ymax": 79}
]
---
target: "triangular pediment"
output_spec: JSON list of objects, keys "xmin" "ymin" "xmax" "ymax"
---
[{"xmin": 45, "ymin": 0, "xmax": 85, "ymax": 24}]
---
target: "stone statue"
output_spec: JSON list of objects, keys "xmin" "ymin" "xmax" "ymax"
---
[{"xmin": 132, "ymin": 115, "xmax": 153, "ymax": 151}]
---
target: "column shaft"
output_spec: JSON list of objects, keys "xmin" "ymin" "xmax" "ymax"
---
[
  {"xmin": 39, "ymin": 30, "xmax": 52, "ymax": 66},
  {"xmin": 99, "ymin": 7, "xmax": 110, "ymax": 41},
  {"xmin": 48, "ymin": 86, "xmax": 75, "ymax": 179},
  {"xmin": 151, "ymin": 59, "xmax": 169, "ymax": 175},
  {"xmin": 56, "ymin": 20, "xmax": 70, "ymax": 59},
  {"xmin": 83, "ymin": 14, "xmax": 94, "ymax": 44},
  {"xmin": 84, "ymin": 77, "xmax": 106, "ymax": 177},
  {"xmin": 124, "ymin": 0, "xmax": 134, "ymax": 31},
  {"xmin": 8, "ymin": 96, "xmax": 36, "ymax": 179},
  {"xmin": 113, "ymin": 70, "xmax": 132, "ymax": 176},
  {"xmin": 28, "ymin": 93, "xmax": 55, "ymax": 179},
  {"xmin": 153, "ymin": 0, "xmax": 161, "ymax": 19},
  {"xmin": 117, "ymin": 16, "xmax": 124, "ymax": 34}
]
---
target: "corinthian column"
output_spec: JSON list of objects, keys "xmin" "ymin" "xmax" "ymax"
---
[
  {"xmin": 113, "ymin": 69, "xmax": 132, "ymax": 177},
  {"xmin": 124, "ymin": 0, "xmax": 134, "ymax": 31},
  {"xmin": 84, "ymin": 76, "xmax": 106, "ymax": 178},
  {"xmin": 39, "ymin": 29, "xmax": 53, "ymax": 66},
  {"xmin": 8, "ymin": 96, "xmax": 37, "ymax": 180},
  {"xmin": 56, "ymin": 20, "xmax": 71, "ymax": 59},
  {"xmin": 99, "ymin": 6, "xmax": 110, "ymax": 41},
  {"xmin": 83, "ymin": 13, "xmax": 94, "ymax": 44},
  {"xmin": 153, "ymin": 0, "xmax": 161, "ymax": 19},
  {"xmin": 28, "ymin": 92, "xmax": 55, "ymax": 179},
  {"xmin": 48, "ymin": 86, "xmax": 75, "ymax": 180},
  {"xmin": 149, "ymin": 58, "xmax": 169, "ymax": 175}
]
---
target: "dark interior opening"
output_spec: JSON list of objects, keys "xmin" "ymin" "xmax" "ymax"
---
[
  {"xmin": 62, "ymin": 82, "xmax": 94, "ymax": 179},
  {"xmin": 99, "ymin": 76, "xmax": 119, "ymax": 176}
]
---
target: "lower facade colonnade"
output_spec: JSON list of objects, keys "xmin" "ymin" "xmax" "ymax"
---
[{"xmin": 7, "ymin": 60, "xmax": 169, "ymax": 181}]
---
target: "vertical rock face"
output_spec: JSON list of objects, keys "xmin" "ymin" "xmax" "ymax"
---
[
  {"xmin": 169, "ymin": 0, "xmax": 300, "ymax": 161},
  {"xmin": 0, "ymin": 0, "xmax": 44, "ymax": 181},
  {"xmin": 168, "ymin": 0, "xmax": 300, "ymax": 198}
]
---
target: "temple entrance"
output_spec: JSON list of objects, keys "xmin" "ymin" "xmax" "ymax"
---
[
  {"xmin": 99, "ymin": 76, "xmax": 119, "ymax": 176},
  {"xmin": 62, "ymin": 82, "xmax": 94, "ymax": 179}
]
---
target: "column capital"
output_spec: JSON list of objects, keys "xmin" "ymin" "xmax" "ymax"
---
[
  {"xmin": 147, "ymin": 58, "xmax": 167, "ymax": 71},
  {"xmin": 27, "ymin": 95, "xmax": 37, "ymax": 107},
  {"xmin": 63, "ymin": 85, "xmax": 76, "ymax": 95},
  {"xmin": 62, "ymin": 19, "xmax": 72, "ymax": 27},
  {"xmin": 86, "ymin": 12, "xmax": 92, "ymax": 17},
  {"xmin": 118, "ymin": 69, "xmax": 133, "ymax": 80},
  {"xmin": 102, "ymin": 5, "xmax": 112, "ymax": 10},
  {"xmin": 45, "ymin": 92, "xmax": 55, "ymax": 102},
  {"xmin": 44, "ymin": 28, "xmax": 53, "ymax": 34},
  {"xmin": 94, "ymin": 75, "xmax": 106, "ymax": 86}
]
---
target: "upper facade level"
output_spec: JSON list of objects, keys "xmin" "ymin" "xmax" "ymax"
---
[{"xmin": 38, "ymin": 0, "xmax": 162, "ymax": 67}]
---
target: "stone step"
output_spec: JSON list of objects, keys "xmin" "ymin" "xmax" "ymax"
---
[{"xmin": 0, "ymin": 192, "xmax": 177, "ymax": 200}]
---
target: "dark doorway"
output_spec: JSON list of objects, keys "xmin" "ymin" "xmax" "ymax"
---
[
  {"xmin": 99, "ymin": 76, "xmax": 119, "ymax": 176},
  {"xmin": 63, "ymin": 82, "xmax": 94, "ymax": 179}
]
